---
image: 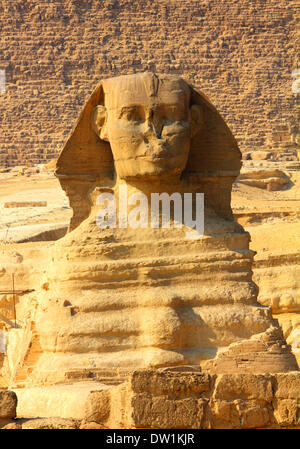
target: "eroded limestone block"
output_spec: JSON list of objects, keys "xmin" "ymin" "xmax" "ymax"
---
[
  {"xmin": 0, "ymin": 390, "xmax": 17, "ymax": 419},
  {"xmin": 131, "ymin": 395, "xmax": 206, "ymax": 429},
  {"xmin": 250, "ymin": 151, "xmax": 273, "ymax": 161},
  {"xmin": 213, "ymin": 374, "xmax": 273, "ymax": 402},
  {"xmin": 273, "ymin": 399, "xmax": 300, "ymax": 427},
  {"xmin": 209, "ymin": 399, "xmax": 241, "ymax": 428},
  {"xmin": 130, "ymin": 370, "xmax": 213, "ymax": 398},
  {"xmin": 238, "ymin": 168, "xmax": 289, "ymax": 190},
  {"xmin": 84, "ymin": 389, "xmax": 111, "ymax": 423},
  {"xmin": 274, "ymin": 372, "xmax": 300, "ymax": 399},
  {"xmin": 210, "ymin": 399, "xmax": 272, "ymax": 429}
]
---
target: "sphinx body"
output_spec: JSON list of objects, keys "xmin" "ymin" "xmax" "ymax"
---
[{"xmin": 18, "ymin": 73, "xmax": 297, "ymax": 386}]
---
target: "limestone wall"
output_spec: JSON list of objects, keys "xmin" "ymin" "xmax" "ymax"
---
[
  {"xmin": 0, "ymin": 0, "xmax": 298, "ymax": 167},
  {"xmin": 2, "ymin": 370, "xmax": 300, "ymax": 428},
  {"xmin": 85, "ymin": 369, "xmax": 300, "ymax": 429}
]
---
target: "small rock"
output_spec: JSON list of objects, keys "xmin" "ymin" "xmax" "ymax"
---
[{"xmin": 0, "ymin": 391, "xmax": 17, "ymax": 419}]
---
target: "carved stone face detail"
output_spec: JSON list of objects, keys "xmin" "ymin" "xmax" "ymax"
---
[{"xmin": 92, "ymin": 73, "xmax": 203, "ymax": 180}]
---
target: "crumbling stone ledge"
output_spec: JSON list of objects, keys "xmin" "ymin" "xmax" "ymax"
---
[
  {"xmin": 84, "ymin": 370, "xmax": 300, "ymax": 429},
  {"xmin": 3, "ymin": 201, "xmax": 47, "ymax": 208},
  {"xmin": 0, "ymin": 390, "xmax": 18, "ymax": 429}
]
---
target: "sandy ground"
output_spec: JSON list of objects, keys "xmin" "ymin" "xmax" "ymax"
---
[
  {"xmin": 231, "ymin": 166, "xmax": 300, "ymax": 253},
  {"xmin": 0, "ymin": 170, "xmax": 71, "ymax": 242}
]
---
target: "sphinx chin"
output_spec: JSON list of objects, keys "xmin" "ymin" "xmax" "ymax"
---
[{"xmin": 115, "ymin": 159, "xmax": 182, "ymax": 180}]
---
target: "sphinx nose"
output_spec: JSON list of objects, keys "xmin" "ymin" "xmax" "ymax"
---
[{"xmin": 144, "ymin": 112, "xmax": 163, "ymax": 139}]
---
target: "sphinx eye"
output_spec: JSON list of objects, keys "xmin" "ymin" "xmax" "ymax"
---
[
  {"xmin": 119, "ymin": 107, "xmax": 144, "ymax": 122},
  {"xmin": 162, "ymin": 105, "xmax": 184, "ymax": 122}
]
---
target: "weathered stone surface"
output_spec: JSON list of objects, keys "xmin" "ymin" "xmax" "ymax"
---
[
  {"xmin": 202, "ymin": 327, "xmax": 298, "ymax": 374},
  {"xmin": 130, "ymin": 370, "xmax": 213, "ymax": 397},
  {"xmin": 273, "ymin": 399, "xmax": 300, "ymax": 427},
  {"xmin": 79, "ymin": 420, "xmax": 107, "ymax": 429},
  {"xmin": 246, "ymin": 218, "xmax": 300, "ymax": 366},
  {"xmin": 251, "ymin": 151, "xmax": 273, "ymax": 161},
  {"xmin": 209, "ymin": 399, "xmax": 272, "ymax": 429},
  {"xmin": 0, "ymin": 371, "xmax": 298, "ymax": 429},
  {"xmin": 209, "ymin": 399, "xmax": 241, "ymax": 428},
  {"xmin": 12, "ymin": 383, "xmax": 109, "ymax": 420},
  {"xmin": 213, "ymin": 374, "xmax": 273, "ymax": 402},
  {"xmin": 82, "ymin": 370, "xmax": 300, "ymax": 429},
  {"xmin": 274, "ymin": 373, "xmax": 300, "ymax": 399},
  {"xmin": 20, "ymin": 417, "xmax": 80, "ymax": 429},
  {"xmin": 238, "ymin": 168, "xmax": 290, "ymax": 190},
  {"xmin": 0, "ymin": 390, "xmax": 17, "ymax": 419},
  {"xmin": 131, "ymin": 395, "xmax": 206, "ymax": 429},
  {"xmin": 236, "ymin": 401, "xmax": 272, "ymax": 429},
  {"xmin": 84, "ymin": 390, "xmax": 111, "ymax": 423}
]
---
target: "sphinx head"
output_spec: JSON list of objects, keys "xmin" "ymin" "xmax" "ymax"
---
[{"xmin": 92, "ymin": 72, "xmax": 203, "ymax": 180}]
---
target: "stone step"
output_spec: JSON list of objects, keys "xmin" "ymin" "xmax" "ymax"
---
[
  {"xmin": 93, "ymin": 378, "xmax": 125, "ymax": 385},
  {"xmin": 64, "ymin": 368, "xmax": 129, "ymax": 384},
  {"xmin": 12, "ymin": 382, "xmax": 111, "ymax": 419}
]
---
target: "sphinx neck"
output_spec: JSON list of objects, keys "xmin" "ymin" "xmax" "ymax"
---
[{"xmin": 114, "ymin": 176, "xmax": 182, "ymax": 197}]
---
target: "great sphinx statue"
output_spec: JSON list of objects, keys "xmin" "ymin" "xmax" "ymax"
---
[{"xmin": 16, "ymin": 72, "xmax": 298, "ymax": 385}]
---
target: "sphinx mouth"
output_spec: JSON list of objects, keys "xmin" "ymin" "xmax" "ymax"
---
[
  {"xmin": 140, "ymin": 154, "xmax": 174, "ymax": 162},
  {"xmin": 141, "ymin": 143, "xmax": 175, "ymax": 161}
]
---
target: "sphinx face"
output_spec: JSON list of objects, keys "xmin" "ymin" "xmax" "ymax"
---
[
  {"xmin": 94, "ymin": 73, "xmax": 202, "ymax": 180},
  {"xmin": 106, "ymin": 98, "xmax": 191, "ymax": 180}
]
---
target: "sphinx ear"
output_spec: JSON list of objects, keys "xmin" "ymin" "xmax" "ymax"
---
[
  {"xmin": 190, "ymin": 104, "xmax": 204, "ymax": 138},
  {"xmin": 92, "ymin": 105, "xmax": 109, "ymax": 141}
]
